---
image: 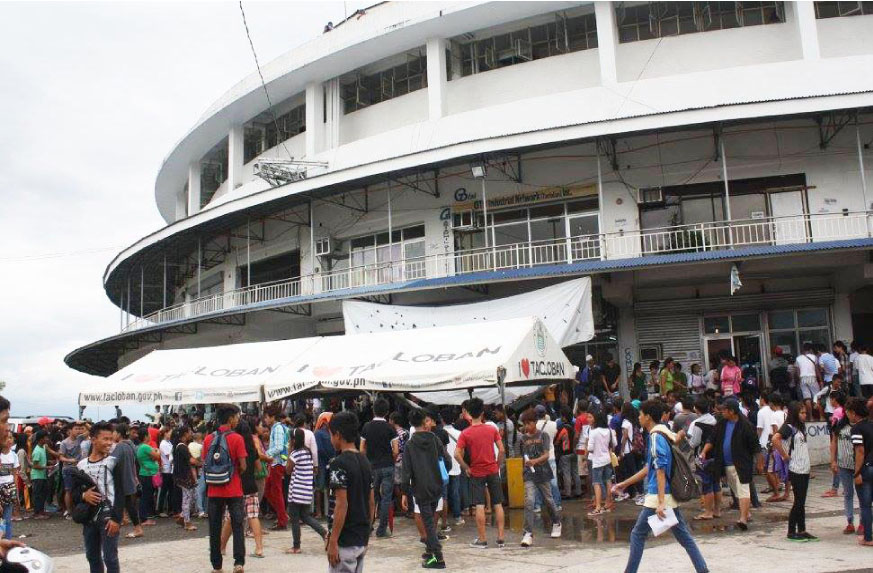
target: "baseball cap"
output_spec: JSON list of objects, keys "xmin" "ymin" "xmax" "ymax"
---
[
  {"xmin": 534, "ymin": 404, "xmax": 547, "ymax": 416},
  {"xmin": 585, "ymin": 354, "xmax": 594, "ymax": 362},
  {"xmin": 773, "ymin": 346, "xmax": 783, "ymax": 356}
]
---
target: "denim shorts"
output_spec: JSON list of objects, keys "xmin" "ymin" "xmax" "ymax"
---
[
  {"xmin": 590, "ymin": 464, "xmax": 613, "ymax": 490},
  {"xmin": 62, "ymin": 467, "xmax": 75, "ymax": 491},
  {"xmin": 696, "ymin": 460, "xmax": 717, "ymax": 495}
]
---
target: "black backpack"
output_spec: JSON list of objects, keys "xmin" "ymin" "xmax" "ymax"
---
[
  {"xmin": 650, "ymin": 427, "xmax": 700, "ymax": 503},
  {"xmin": 204, "ymin": 431, "xmax": 234, "ymax": 485}
]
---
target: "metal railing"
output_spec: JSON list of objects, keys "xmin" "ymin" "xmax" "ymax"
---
[{"xmin": 122, "ymin": 211, "xmax": 871, "ymax": 332}]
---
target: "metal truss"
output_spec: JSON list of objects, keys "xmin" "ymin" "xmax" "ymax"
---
[
  {"xmin": 355, "ymin": 293, "xmax": 392, "ymax": 304},
  {"xmin": 202, "ymin": 314, "xmax": 246, "ymax": 327},
  {"xmin": 817, "ymin": 111, "xmax": 855, "ymax": 149},
  {"xmin": 270, "ymin": 304, "xmax": 312, "ymax": 316}
]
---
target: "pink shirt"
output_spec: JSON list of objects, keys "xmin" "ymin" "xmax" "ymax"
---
[{"xmin": 720, "ymin": 365, "xmax": 742, "ymax": 396}]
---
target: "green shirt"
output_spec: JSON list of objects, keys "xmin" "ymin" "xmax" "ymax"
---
[
  {"xmin": 136, "ymin": 443, "xmax": 159, "ymax": 477},
  {"xmin": 30, "ymin": 445, "xmax": 47, "ymax": 480}
]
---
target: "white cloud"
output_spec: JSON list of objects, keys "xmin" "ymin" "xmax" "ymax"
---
[{"xmin": 0, "ymin": 1, "xmax": 364, "ymax": 419}]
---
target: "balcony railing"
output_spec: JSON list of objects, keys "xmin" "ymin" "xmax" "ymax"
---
[{"xmin": 121, "ymin": 211, "xmax": 871, "ymax": 332}]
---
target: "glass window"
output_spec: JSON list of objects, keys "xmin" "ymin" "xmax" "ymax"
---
[
  {"xmin": 492, "ymin": 209, "xmax": 527, "ymax": 224},
  {"xmin": 704, "ymin": 316, "xmax": 730, "ymax": 334},
  {"xmin": 618, "ymin": 2, "xmax": 785, "ymax": 43},
  {"xmin": 769, "ymin": 331, "xmax": 797, "ymax": 359},
  {"xmin": 731, "ymin": 313, "xmax": 760, "ymax": 332},
  {"xmin": 530, "ymin": 204, "xmax": 565, "ymax": 219},
  {"xmin": 767, "ymin": 310, "xmax": 795, "ymax": 330},
  {"xmin": 493, "ymin": 222, "xmax": 529, "ymax": 246},
  {"xmin": 799, "ymin": 328, "xmax": 830, "ymax": 348},
  {"xmin": 797, "ymin": 308, "xmax": 828, "ymax": 328},
  {"xmin": 529, "ymin": 218, "xmax": 565, "ymax": 243},
  {"xmin": 569, "ymin": 214, "xmax": 598, "ymax": 237}
]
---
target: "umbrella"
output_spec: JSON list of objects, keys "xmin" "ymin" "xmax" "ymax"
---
[{"xmin": 37, "ymin": 416, "xmax": 54, "ymax": 426}]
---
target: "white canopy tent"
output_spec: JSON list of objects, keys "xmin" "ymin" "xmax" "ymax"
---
[
  {"xmin": 409, "ymin": 385, "xmax": 545, "ymax": 407},
  {"xmin": 262, "ymin": 317, "xmax": 571, "ymax": 400},
  {"xmin": 342, "ymin": 278, "xmax": 594, "ymax": 348},
  {"xmin": 78, "ymin": 338, "xmax": 319, "ymax": 407}
]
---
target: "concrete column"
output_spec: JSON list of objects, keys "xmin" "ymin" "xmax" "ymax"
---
[
  {"xmin": 426, "ymin": 37, "xmax": 448, "ymax": 120},
  {"xmin": 228, "ymin": 125, "xmax": 245, "ymax": 190},
  {"xmin": 794, "ymin": 1, "xmax": 821, "ymax": 60},
  {"xmin": 187, "ymin": 161, "xmax": 201, "ymax": 216},
  {"xmin": 594, "ymin": 2, "xmax": 619, "ymax": 85},
  {"xmin": 325, "ymin": 78, "xmax": 342, "ymax": 149},
  {"xmin": 617, "ymin": 306, "xmax": 638, "ymax": 401},
  {"xmin": 305, "ymin": 82, "xmax": 325, "ymax": 157},
  {"xmin": 175, "ymin": 189, "xmax": 187, "ymax": 221},
  {"xmin": 833, "ymin": 292, "xmax": 854, "ymax": 344}
]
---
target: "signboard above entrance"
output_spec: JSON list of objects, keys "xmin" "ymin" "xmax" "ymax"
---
[{"xmin": 453, "ymin": 184, "xmax": 596, "ymax": 212}]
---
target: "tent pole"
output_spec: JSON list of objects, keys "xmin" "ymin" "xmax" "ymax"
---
[{"xmin": 497, "ymin": 366, "xmax": 507, "ymax": 454}]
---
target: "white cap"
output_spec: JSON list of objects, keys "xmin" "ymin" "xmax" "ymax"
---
[{"xmin": 585, "ymin": 354, "xmax": 594, "ymax": 362}]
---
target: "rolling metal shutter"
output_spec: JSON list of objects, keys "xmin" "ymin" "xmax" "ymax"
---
[
  {"xmin": 636, "ymin": 314, "xmax": 702, "ymax": 364},
  {"xmin": 633, "ymin": 289, "xmax": 834, "ymax": 316}
]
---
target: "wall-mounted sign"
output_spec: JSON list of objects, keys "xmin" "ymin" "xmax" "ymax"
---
[{"xmin": 453, "ymin": 184, "xmax": 596, "ymax": 212}]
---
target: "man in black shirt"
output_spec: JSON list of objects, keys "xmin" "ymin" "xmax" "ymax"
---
[
  {"xmin": 603, "ymin": 353, "xmax": 621, "ymax": 395},
  {"xmin": 327, "ymin": 411, "xmax": 375, "ymax": 572},
  {"xmin": 360, "ymin": 399, "xmax": 398, "ymax": 538},
  {"xmin": 847, "ymin": 398, "xmax": 873, "ymax": 545}
]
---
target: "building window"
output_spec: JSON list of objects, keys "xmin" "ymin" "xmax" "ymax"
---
[
  {"xmin": 815, "ymin": 1, "xmax": 873, "ymax": 18},
  {"xmin": 617, "ymin": 2, "xmax": 785, "ymax": 44},
  {"xmin": 244, "ymin": 103, "xmax": 306, "ymax": 164},
  {"xmin": 341, "ymin": 50, "xmax": 427, "ymax": 114},
  {"xmin": 457, "ymin": 11, "xmax": 597, "ymax": 77},
  {"xmin": 767, "ymin": 308, "xmax": 831, "ymax": 358}
]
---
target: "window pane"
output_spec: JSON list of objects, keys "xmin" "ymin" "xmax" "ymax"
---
[
  {"xmin": 731, "ymin": 313, "xmax": 760, "ymax": 332},
  {"xmin": 767, "ymin": 310, "xmax": 795, "ymax": 330},
  {"xmin": 529, "ymin": 218, "xmax": 565, "ymax": 242},
  {"xmin": 492, "ymin": 209, "xmax": 526, "ymax": 224},
  {"xmin": 569, "ymin": 214, "xmax": 599, "ymax": 237},
  {"xmin": 704, "ymin": 316, "xmax": 730, "ymax": 334},
  {"xmin": 402, "ymin": 225, "xmax": 425, "ymax": 240},
  {"xmin": 530, "ymin": 204, "xmax": 565, "ymax": 219},
  {"xmin": 799, "ymin": 328, "xmax": 830, "ymax": 348},
  {"xmin": 493, "ymin": 222, "xmax": 528, "ymax": 246},
  {"xmin": 769, "ymin": 331, "xmax": 797, "ymax": 359},
  {"xmin": 797, "ymin": 308, "xmax": 828, "ymax": 327}
]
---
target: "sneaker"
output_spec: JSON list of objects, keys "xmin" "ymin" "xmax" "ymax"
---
[
  {"xmin": 197, "ymin": 512, "xmax": 208, "ymax": 519},
  {"xmin": 496, "ymin": 539, "xmax": 505, "ymax": 548},
  {"xmin": 437, "ymin": 533, "xmax": 449, "ymax": 541},
  {"xmin": 440, "ymin": 525, "xmax": 452, "ymax": 533},
  {"xmin": 422, "ymin": 555, "xmax": 446, "ymax": 569},
  {"xmin": 800, "ymin": 532, "xmax": 819, "ymax": 542},
  {"xmin": 469, "ymin": 539, "xmax": 488, "ymax": 549},
  {"xmin": 550, "ymin": 523, "xmax": 562, "ymax": 538},
  {"xmin": 376, "ymin": 531, "xmax": 393, "ymax": 539},
  {"xmin": 454, "ymin": 517, "xmax": 465, "ymax": 526},
  {"xmin": 533, "ymin": 507, "xmax": 541, "ymax": 514},
  {"xmin": 787, "ymin": 533, "xmax": 807, "ymax": 542},
  {"xmin": 635, "ymin": 496, "xmax": 646, "ymax": 506},
  {"xmin": 614, "ymin": 493, "xmax": 630, "ymax": 502},
  {"xmin": 845, "ymin": 524, "xmax": 856, "ymax": 534},
  {"xmin": 520, "ymin": 532, "xmax": 533, "ymax": 547}
]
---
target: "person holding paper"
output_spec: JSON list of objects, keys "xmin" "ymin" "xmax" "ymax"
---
[{"xmin": 613, "ymin": 400, "xmax": 709, "ymax": 573}]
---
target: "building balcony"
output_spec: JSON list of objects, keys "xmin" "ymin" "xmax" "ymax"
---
[{"xmin": 120, "ymin": 210, "xmax": 872, "ymax": 333}]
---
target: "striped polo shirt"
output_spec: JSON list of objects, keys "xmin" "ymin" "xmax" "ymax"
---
[{"xmin": 287, "ymin": 448, "xmax": 314, "ymax": 505}]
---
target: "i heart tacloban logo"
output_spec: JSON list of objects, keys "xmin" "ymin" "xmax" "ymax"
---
[
  {"xmin": 521, "ymin": 358, "xmax": 531, "ymax": 378},
  {"xmin": 313, "ymin": 366, "xmax": 343, "ymax": 377}
]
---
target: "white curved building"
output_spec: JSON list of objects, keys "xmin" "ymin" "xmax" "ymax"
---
[{"xmin": 67, "ymin": 1, "xmax": 873, "ymax": 385}]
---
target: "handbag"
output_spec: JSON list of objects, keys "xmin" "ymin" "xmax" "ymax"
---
[
  {"xmin": 152, "ymin": 472, "xmax": 163, "ymax": 489},
  {"xmin": 610, "ymin": 451, "xmax": 620, "ymax": 468}
]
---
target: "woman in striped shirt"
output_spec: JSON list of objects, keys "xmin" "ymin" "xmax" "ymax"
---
[
  {"xmin": 285, "ymin": 428, "xmax": 327, "ymax": 554},
  {"xmin": 773, "ymin": 402, "xmax": 816, "ymax": 542}
]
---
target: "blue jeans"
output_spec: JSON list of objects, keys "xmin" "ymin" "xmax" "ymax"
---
[
  {"xmin": 373, "ymin": 466, "xmax": 394, "ymax": 535},
  {"xmin": 458, "ymin": 472, "xmax": 471, "ymax": 513},
  {"xmin": 839, "ymin": 467, "xmax": 856, "ymax": 524},
  {"xmin": 195, "ymin": 469, "xmax": 207, "ymax": 515},
  {"xmin": 535, "ymin": 459, "xmax": 562, "ymax": 510},
  {"xmin": 1, "ymin": 503, "xmax": 11, "ymax": 540},
  {"xmin": 83, "ymin": 521, "xmax": 120, "ymax": 573},
  {"xmin": 856, "ymin": 465, "xmax": 873, "ymax": 542},
  {"xmin": 625, "ymin": 507, "xmax": 708, "ymax": 573},
  {"xmin": 447, "ymin": 475, "xmax": 461, "ymax": 519}
]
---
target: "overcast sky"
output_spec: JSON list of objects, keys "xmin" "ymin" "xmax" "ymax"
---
[{"xmin": 0, "ymin": 1, "xmax": 368, "ymax": 420}]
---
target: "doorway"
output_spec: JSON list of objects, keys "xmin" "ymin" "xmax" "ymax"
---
[
  {"xmin": 704, "ymin": 338, "xmax": 732, "ymax": 371},
  {"xmin": 733, "ymin": 334, "xmax": 763, "ymax": 385}
]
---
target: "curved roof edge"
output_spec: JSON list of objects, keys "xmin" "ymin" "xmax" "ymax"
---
[{"xmin": 154, "ymin": 0, "xmax": 581, "ymax": 222}]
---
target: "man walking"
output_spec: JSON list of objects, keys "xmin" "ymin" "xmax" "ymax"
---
[
  {"xmin": 262, "ymin": 405, "xmax": 288, "ymax": 531},
  {"xmin": 402, "ymin": 408, "xmax": 452, "ymax": 569},
  {"xmin": 360, "ymin": 399, "xmax": 398, "ymax": 538},
  {"xmin": 518, "ymin": 409, "xmax": 562, "ymax": 547},
  {"xmin": 613, "ymin": 400, "xmax": 709, "ymax": 573},
  {"xmin": 455, "ymin": 397, "xmax": 506, "ymax": 549},
  {"xmin": 326, "ymin": 411, "xmax": 374, "ymax": 573},
  {"xmin": 201, "ymin": 405, "xmax": 248, "ymax": 573},
  {"xmin": 706, "ymin": 399, "xmax": 760, "ymax": 530},
  {"xmin": 111, "ymin": 423, "xmax": 144, "ymax": 539},
  {"xmin": 78, "ymin": 421, "xmax": 124, "ymax": 573}
]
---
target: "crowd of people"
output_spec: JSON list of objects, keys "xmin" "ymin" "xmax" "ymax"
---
[{"xmin": 2, "ymin": 338, "xmax": 872, "ymax": 571}]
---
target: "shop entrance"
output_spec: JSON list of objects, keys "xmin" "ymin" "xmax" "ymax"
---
[{"xmin": 704, "ymin": 333, "xmax": 763, "ymax": 384}]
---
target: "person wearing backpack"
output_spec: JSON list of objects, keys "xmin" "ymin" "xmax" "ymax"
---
[
  {"xmin": 201, "ymin": 405, "xmax": 248, "ymax": 573},
  {"xmin": 613, "ymin": 400, "xmax": 709, "ymax": 573}
]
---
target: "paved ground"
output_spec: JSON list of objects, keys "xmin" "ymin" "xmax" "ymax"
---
[{"xmin": 17, "ymin": 467, "xmax": 873, "ymax": 572}]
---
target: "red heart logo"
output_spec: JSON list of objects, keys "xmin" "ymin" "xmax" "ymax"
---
[
  {"xmin": 521, "ymin": 359, "xmax": 530, "ymax": 378},
  {"xmin": 313, "ymin": 366, "xmax": 343, "ymax": 377}
]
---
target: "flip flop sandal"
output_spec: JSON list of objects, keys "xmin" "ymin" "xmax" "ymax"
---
[
  {"xmin": 250, "ymin": 552, "xmax": 265, "ymax": 558},
  {"xmin": 693, "ymin": 515, "xmax": 713, "ymax": 521},
  {"xmin": 125, "ymin": 533, "xmax": 143, "ymax": 539}
]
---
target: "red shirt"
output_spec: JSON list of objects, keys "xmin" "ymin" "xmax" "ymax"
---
[
  {"xmin": 457, "ymin": 423, "xmax": 500, "ymax": 478},
  {"xmin": 201, "ymin": 425, "xmax": 247, "ymax": 498}
]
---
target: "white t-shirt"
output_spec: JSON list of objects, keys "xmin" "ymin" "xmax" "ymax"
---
[
  {"xmin": 586, "ymin": 427, "xmax": 615, "ymax": 468},
  {"xmin": 796, "ymin": 353, "xmax": 818, "ymax": 378},
  {"xmin": 620, "ymin": 419, "xmax": 633, "ymax": 455},
  {"xmin": 0, "ymin": 451, "xmax": 19, "ymax": 485},
  {"xmin": 756, "ymin": 405, "xmax": 773, "ymax": 449},
  {"xmin": 857, "ymin": 353, "xmax": 873, "ymax": 386},
  {"xmin": 159, "ymin": 440, "xmax": 173, "ymax": 473},
  {"xmin": 536, "ymin": 419, "xmax": 557, "ymax": 460},
  {"xmin": 444, "ymin": 426, "xmax": 462, "ymax": 477},
  {"xmin": 77, "ymin": 455, "xmax": 118, "ymax": 506},
  {"xmin": 302, "ymin": 428, "xmax": 319, "ymax": 464}
]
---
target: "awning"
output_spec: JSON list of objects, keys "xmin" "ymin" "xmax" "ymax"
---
[
  {"xmin": 262, "ymin": 316, "xmax": 572, "ymax": 400},
  {"xmin": 78, "ymin": 338, "xmax": 319, "ymax": 406},
  {"xmin": 342, "ymin": 278, "xmax": 594, "ymax": 348},
  {"xmin": 409, "ymin": 385, "xmax": 545, "ymax": 407}
]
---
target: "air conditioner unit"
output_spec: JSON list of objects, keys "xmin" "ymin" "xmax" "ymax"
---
[
  {"xmin": 638, "ymin": 187, "xmax": 663, "ymax": 204},
  {"xmin": 315, "ymin": 237, "xmax": 332, "ymax": 256}
]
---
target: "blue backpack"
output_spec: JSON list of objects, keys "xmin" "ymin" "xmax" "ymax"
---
[{"xmin": 204, "ymin": 431, "xmax": 234, "ymax": 485}]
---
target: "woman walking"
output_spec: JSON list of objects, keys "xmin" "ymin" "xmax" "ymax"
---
[
  {"xmin": 172, "ymin": 426, "xmax": 198, "ymax": 532},
  {"xmin": 586, "ymin": 411, "xmax": 616, "ymax": 516},
  {"xmin": 773, "ymin": 402, "xmax": 817, "ymax": 542},
  {"xmin": 285, "ymin": 428, "xmax": 326, "ymax": 554},
  {"xmin": 156, "ymin": 426, "xmax": 175, "ymax": 518}
]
